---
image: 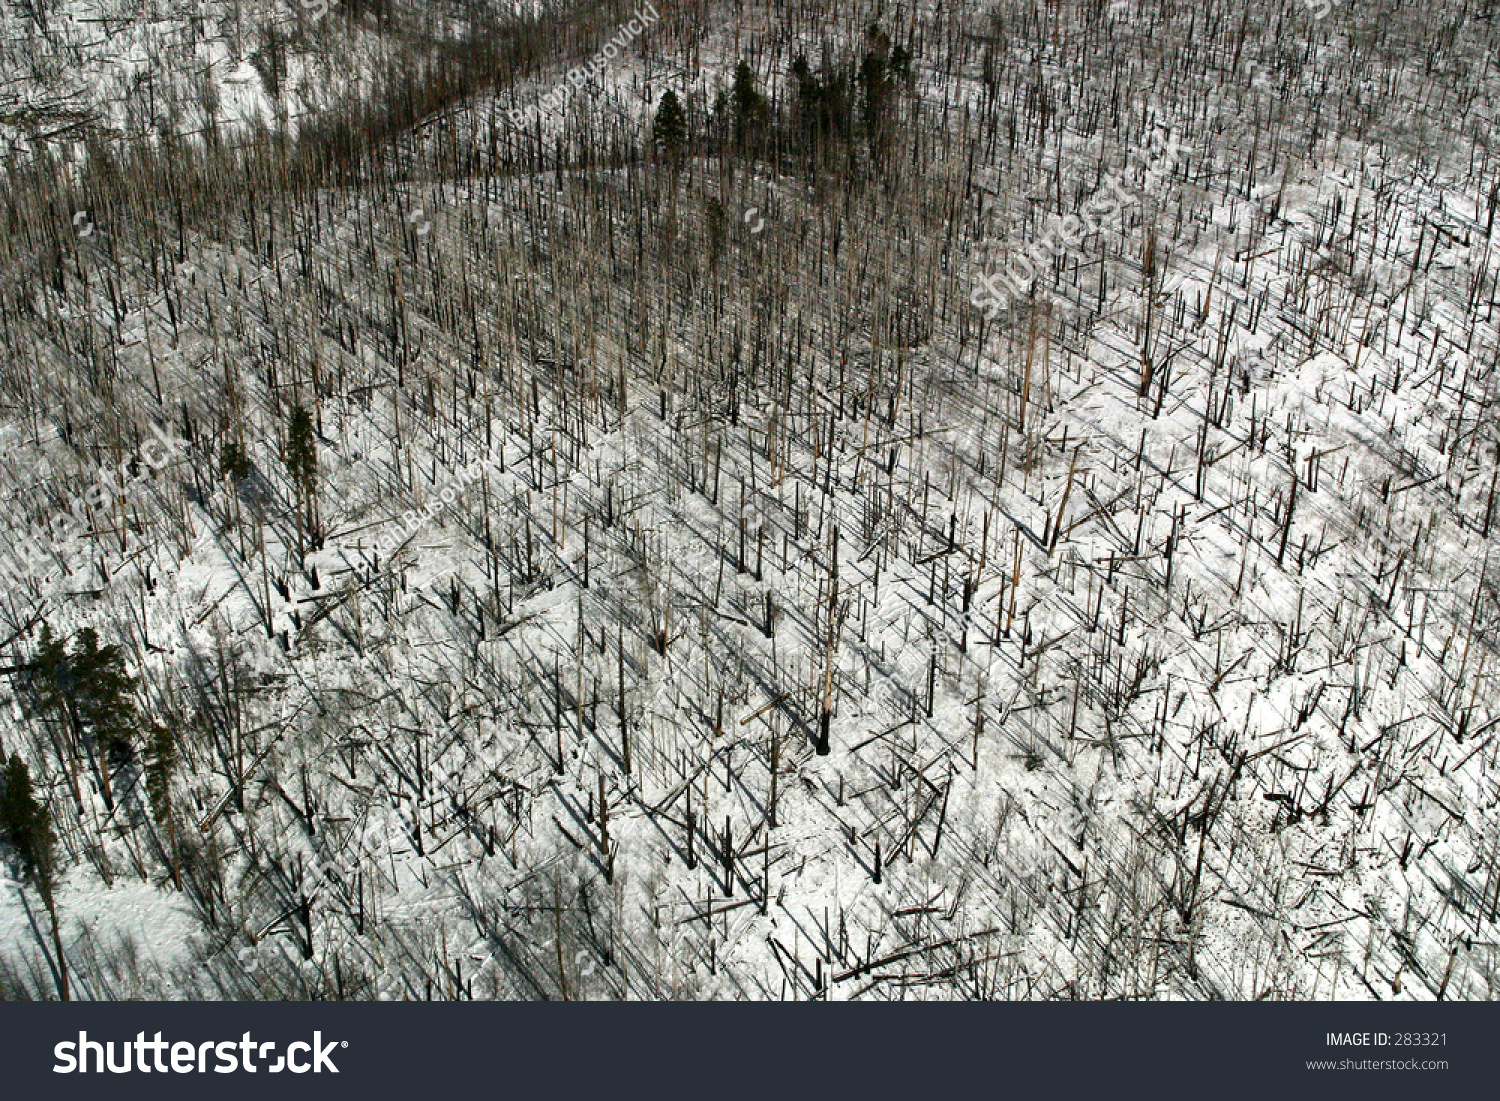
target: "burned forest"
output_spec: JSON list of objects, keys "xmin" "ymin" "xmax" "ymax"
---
[{"xmin": 0, "ymin": 0, "xmax": 1497, "ymax": 1001}]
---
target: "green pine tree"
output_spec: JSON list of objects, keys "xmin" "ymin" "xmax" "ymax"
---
[
  {"xmin": 220, "ymin": 439, "xmax": 253, "ymax": 482},
  {"xmin": 858, "ymin": 49, "xmax": 890, "ymax": 147},
  {"xmin": 285, "ymin": 403, "xmax": 318, "ymax": 552},
  {"xmin": 285, "ymin": 403, "xmax": 317, "ymax": 494},
  {"xmin": 0, "ymin": 754, "xmax": 53, "ymax": 888},
  {"xmin": 28, "ymin": 627, "xmax": 141, "ymax": 815},
  {"xmin": 144, "ymin": 724, "xmax": 180, "ymax": 890},
  {"xmin": 32, "ymin": 623, "xmax": 67, "ymax": 711},
  {"xmin": 651, "ymin": 90, "xmax": 687, "ymax": 163},
  {"xmin": 705, "ymin": 197, "xmax": 726, "ymax": 269},
  {"xmin": 890, "ymin": 43, "xmax": 912, "ymax": 83},
  {"xmin": 729, "ymin": 62, "xmax": 768, "ymax": 153},
  {"xmin": 70, "ymin": 629, "xmax": 140, "ymax": 742},
  {"xmin": 70, "ymin": 629, "xmax": 140, "ymax": 815},
  {"xmin": 790, "ymin": 55, "xmax": 821, "ymax": 150},
  {"xmin": 0, "ymin": 753, "xmax": 67, "ymax": 999},
  {"xmin": 788, "ymin": 54, "xmax": 854, "ymax": 159}
]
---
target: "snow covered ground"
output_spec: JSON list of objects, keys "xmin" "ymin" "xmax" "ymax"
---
[{"xmin": 0, "ymin": 0, "xmax": 1497, "ymax": 1000}]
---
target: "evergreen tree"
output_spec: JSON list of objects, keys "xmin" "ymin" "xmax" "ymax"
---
[
  {"xmin": 72, "ymin": 629, "xmax": 140, "ymax": 815},
  {"xmin": 651, "ymin": 90, "xmax": 687, "ymax": 164},
  {"xmin": 788, "ymin": 53, "xmax": 855, "ymax": 160},
  {"xmin": 790, "ymin": 55, "xmax": 822, "ymax": 150},
  {"xmin": 28, "ymin": 627, "xmax": 140, "ymax": 815},
  {"xmin": 25, "ymin": 624, "xmax": 82, "ymax": 813},
  {"xmin": 70, "ymin": 629, "xmax": 140, "ymax": 750},
  {"xmin": 285, "ymin": 403, "xmax": 318, "ymax": 552},
  {"xmin": 729, "ymin": 62, "xmax": 768, "ymax": 152},
  {"xmin": 705, "ymin": 197, "xmax": 726, "ymax": 269},
  {"xmin": 890, "ymin": 43, "xmax": 912, "ymax": 83},
  {"xmin": 0, "ymin": 754, "xmax": 53, "ymax": 888},
  {"xmin": 859, "ymin": 49, "xmax": 891, "ymax": 144},
  {"xmin": 857, "ymin": 25, "xmax": 908, "ymax": 161},
  {"xmin": 144, "ymin": 724, "xmax": 180, "ymax": 890},
  {"xmin": 285, "ymin": 403, "xmax": 317, "ymax": 496},
  {"xmin": 220, "ymin": 439, "xmax": 253, "ymax": 482},
  {"xmin": 0, "ymin": 753, "xmax": 67, "ymax": 999},
  {"xmin": 32, "ymin": 623, "xmax": 68, "ymax": 712}
]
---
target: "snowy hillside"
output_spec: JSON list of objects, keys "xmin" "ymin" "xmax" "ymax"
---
[
  {"xmin": 0, "ymin": 0, "xmax": 559, "ymax": 157},
  {"xmin": 0, "ymin": 0, "xmax": 1497, "ymax": 1001}
]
